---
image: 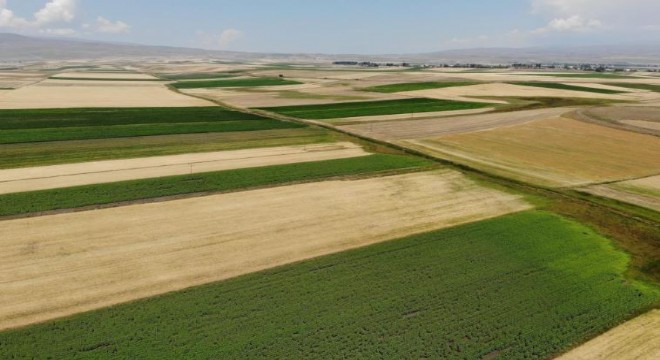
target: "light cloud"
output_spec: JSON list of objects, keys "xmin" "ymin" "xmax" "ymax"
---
[
  {"xmin": 0, "ymin": 0, "xmax": 76, "ymax": 29},
  {"xmin": 533, "ymin": 15, "xmax": 602, "ymax": 34},
  {"xmin": 218, "ymin": 28, "xmax": 242, "ymax": 49},
  {"xmin": 96, "ymin": 16, "xmax": 130, "ymax": 34}
]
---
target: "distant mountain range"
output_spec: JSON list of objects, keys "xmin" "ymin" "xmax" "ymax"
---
[{"xmin": 1, "ymin": 32, "xmax": 660, "ymax": 65}]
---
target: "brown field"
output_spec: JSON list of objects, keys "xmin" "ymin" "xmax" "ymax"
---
[
  {"xmin": 0, "ymin": 79, "xmax": 212, "ymax": 108},
  {"xmin": 400, "ymin": 117, "xmax": 660, "ymax": 187},
  {"xmin": 558, "ymin": 310, "xmax": 660, "ymax": 360},
  {"xmin": 0, "ymin": 170, "xmax": 530, "ymax": 330},
  {"xmin": 0, "ymin": 142, "xmax": 368, "ymax": 194},
  {"xmin": 340, "ymin": 107, "xmax": 571, "ymax": 140},
  {"xmin": 621, "ymin": 120, "xmax": 660, "ymax": 131},
  {"xmin": 582, "ymin": 174, "xmax": 660, "ymax": 211}
]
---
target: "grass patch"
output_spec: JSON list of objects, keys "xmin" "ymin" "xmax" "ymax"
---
[
  {"xmin": 363, "ymin": 81, "xmax": 481, "ymax": 93},
  {"xmin": 0, "ymin": 154, "xmax": 432, "ymax": 217},
  {"xmin": 259, "ymin": 98, "xmax": 492, "ymax": 120},
  {"xmin": 0, "ymin": 128, "xmax": 335, "ymax": 169},
  {"xmin": 0, "ymin": 211, "xmax": 655, "ymax": 358},
  {"xmin": 509, "ymin": 81, "xmax": 626, "ymax": 94},
  {"xmin": 171, "ymin": 77, "xmax": 302, "ymax": 89},
  {"xmin": 0, "ymin": 107, "xmax": 266, "ymax": 130},
  {"xmin": 158, "ymin": 73, "xmax": 239, "ymax": 80},
  {"xmin": 604, "ymin": 83, "xmax": 660, "ymax": 93}
]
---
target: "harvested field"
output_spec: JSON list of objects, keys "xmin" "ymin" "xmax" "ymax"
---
[
  {"xmin": 0, "ymin": 128, "xmax": 335, "ymax": 169},
  {"xmin": 0, "ymin": 72, "xmax": 45, "ymax": 89},
  {"xmin": 340, "ymin": 107, "xmax": 570, "ymax": 140},
  {"xmin": 402, "ymin": 83, "xmax": 633, "ymax": 103},
  {"xmin": 50, "ymin": 72, "xmax": 159, "ymax": 80},
  {"xmin": 558, "ymin": 310, "xmax": 660, "ymax": 360},
  {"xmin": 0, "ymin": 142, "xmax": 368, "ymax": 194},
  {"xmin": 0, "ymin": 171, "xmax": 530, "ymax": 330},
  {"xmin": 363, "ymin": 81, "xmax": 481, "ymax": 93},
  {"xmin": 508, "ymin": 81, "xmax": 626, "ymax": 94},
  {"xmin": 621, "ymin": 120, "xmax": 660, "ymax": 131},
  {"xmin": 585, "ymin": 106, "xmax": 660, "ymax": 123},
  {"xmin": 0, "ymin": 79, "xmax": 211, "ymax": 108},
  {"xmin": 402, "ymin": 117, "xmax": 660, "ymax": 187}
]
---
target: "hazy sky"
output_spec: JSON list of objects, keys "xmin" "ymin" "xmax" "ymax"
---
[{"xmin": 1, "ymin": 0, "xmax": 659, "ymax": 53}]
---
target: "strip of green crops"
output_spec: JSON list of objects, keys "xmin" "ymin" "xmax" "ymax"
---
[
  {"xmin": 0, "ymin": 154, "xmax": 432, "ymax": 217},
  {"xmin": 363, "ymin": 81, "xmax": 481, "ymax": 93},
  {"xmin": 0, "ymin": 107, "xmax": 266, "ymax": 130},
  {"xmin": 510, "ymin": 81, "xmax": 626, "ymax": 94},
  {"xmin": 171, "ymin": 77, "xmax": 302, "ymax": 89},
  {"xmin": 0, "ymin": 211, "xmax": 655, "ymax": 359},
  {"xmin": 259, "ymin": 98, "xmax": 491, "ymax": 119},
  {"xmin": 604, "ymin": 83, "xmax": 660, "ymax": 93},
  {"xmin": 0, "ymin": 120, "xmax": 303, "ymax": 144}
]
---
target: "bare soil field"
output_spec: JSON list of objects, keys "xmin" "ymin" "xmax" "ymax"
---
[
  {"xmin": 340, "ymin": 107, "xmax": 571, "ymax": 140},
  {"xmin": 0, "ymin": 170, "xmax": 530, "ymax": 330},
  {"xmin": 402, "ymin": 83, "xmax": 632, "ymax": 103},
  {"xmin": 0, "ymin": 79, "xmax": 212, "ymax": 108},
  {"xmin": 574, "ymin": 106, "xmax": 660, "ymax": 135},
  {"xmin": 401, "ymin": 117, "xmax": 660, "ymax": 187},
  {"xmin": 0, "ymin": 142, "xmax": 368, "ymax": 194},
  {"xmin": 558, "ymin": 310, "xmax": 660, "ymax": 360},
  {"xmin": 50, "ymin": 72, "xmax": 159, "ymax": 80}
]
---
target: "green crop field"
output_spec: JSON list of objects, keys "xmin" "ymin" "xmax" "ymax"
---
[
  {"xmin": 0, "ymin": 211, "xmax": 655, "ymax": 359},
  {"xmin": 0, "ymin": 128, "xmax": 335, "ymax": 169},
  {"xmin": 0, "ymin": 107, "xmax": 265, "ymax": 130},
  {"xmin": 510, "ymin": 81, "xmax": 626, "ymax": 94},
  {"xmin": 259, "ymin": 98, "xmax": 492, "ymax": 119},
  {"xmin": 603, "ymin": 83, "xmax": 660, "ymax": 93},
  {"xmin": 0, "ymin": 120, "xmax": 302, "ymax": 144},
  {"xmin": 0, "ymin": 154, "xmax": 432, "ymax": 217},
  {"xmin": 0, "ymin": 107, "xmax": 303, "ymax": 144},
  {"xmin": 171, "ymin": 77, "xmax": 302, "ymax": 89},
  {"xmin": 363, "ymin": 81, "xmax": 481, "ymax": 93}
]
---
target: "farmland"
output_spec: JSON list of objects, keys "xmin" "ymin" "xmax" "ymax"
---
[
  {"xmin": 607, "ymin": 83, "xmax": 660, "ymax": 92},
  {"xmin": 508, "ymin": 81, "xmax": 627, "ymax": 94},
  {"xmin": 0, "ymin": 171, "xmax": 529, "ymax": 330},
  {"xmin": 403, "ymin": 117, "xmax": 660, "ymax": 187},
  {"xmin": 0, "ymin": 79, "xmax": 212, "ymax": 108},
  {"xmin": 0, "ymin": 211, "xmax": 655, "ymax": 359},
  {"xmin": 171, "ymin": 77, "xmax": 302, "ymax": 89},
  {"xmin": 0, "ymin": 153, "xmax": 435, "ymax": 217},
  {"xmin": 0, "ymin": 107, "xmax": 303, "ymax": 143},
  {"xmin": 259, "ymin": 98, "xmax": 492, "ymax": 119},
  {"xmin": 0, "ymin": 128, "xmax": 335, "ymax": 169},
  {"xmin": 159, "ymin": 73, "xmax": 239, "ymax": 80},
  {"xmin": 363, "ymin": 81, "xmax": 481, "ymax": 93}
]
